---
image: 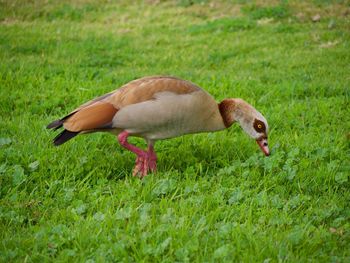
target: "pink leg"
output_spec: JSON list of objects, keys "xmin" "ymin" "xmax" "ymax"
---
[
  {"xmin": 148, "ymin": 145, "xmax": 157, "ymax": 173},
  {"xmin": 117, "ymin": 131, "xmax": 157, "ymax": 178}
]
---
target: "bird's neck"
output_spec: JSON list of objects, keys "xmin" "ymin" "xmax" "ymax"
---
[{"xmin": 218, "ymin": 99, "xmax": 247, "ymax": 128}]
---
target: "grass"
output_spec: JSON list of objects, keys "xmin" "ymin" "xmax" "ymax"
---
[{"xmin": 0, "ymin": 0, "xmax": 349, "ymax": 261}]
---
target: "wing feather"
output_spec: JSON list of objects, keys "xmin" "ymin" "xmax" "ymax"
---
[{"xmin": 64, "ymin": 102, "xmax": 118, "ymax": 132}]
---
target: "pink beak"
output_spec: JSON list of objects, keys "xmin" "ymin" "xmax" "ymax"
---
[{"xmin": 256, "ymin": 138, "xmax": 270, "ymax": 156}]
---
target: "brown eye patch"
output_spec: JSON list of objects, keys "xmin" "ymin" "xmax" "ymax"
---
[{"xmin": 253, "ymin": 119, "xmax": 266, "ymax": 133}]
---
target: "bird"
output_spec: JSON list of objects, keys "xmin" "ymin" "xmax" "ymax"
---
[{"xmin": 47, "ymin": 76, "xmax": 270, "ymax": 178}]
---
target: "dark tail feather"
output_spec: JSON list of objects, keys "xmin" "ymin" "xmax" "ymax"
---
[
  {"xmin": 53, "ymin": 129, "xmax": 79, "ymax": 146},
  {"xmin": 47, "ymin": 111, "xmax": 77, "ymax": 130},
  {"xmin": 47, "ymin": 119, "xmax": 63, "ymax": 130}
]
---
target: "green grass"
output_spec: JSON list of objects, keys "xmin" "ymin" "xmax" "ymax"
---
[{"xmin": 1, "ymin": 0, "xmax": 350, "ymax": 262}]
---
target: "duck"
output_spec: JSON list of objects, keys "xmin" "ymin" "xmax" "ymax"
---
[{"xmin": 47, "ymin": 76, "xmax": 270, "ymax": 178}]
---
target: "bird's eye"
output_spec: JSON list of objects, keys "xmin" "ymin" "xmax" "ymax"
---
[{"xmin": 258, "ymin": 124, "xmax": 262, "ymax": 129}]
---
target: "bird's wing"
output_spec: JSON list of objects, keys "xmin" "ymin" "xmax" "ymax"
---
[
  {"xmin": 56, "ymin": 76, "xmax": 202, "ymax": 133},
  {"xmin": 63, "ymin": 101, "xmax": 118, "ymax": 132}
]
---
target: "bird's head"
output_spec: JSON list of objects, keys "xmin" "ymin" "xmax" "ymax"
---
[
  {"xmin": 219, "ymin": 98, "xmax": 270, "ymax": 156},
  {"xmin": 240, "ymin": 113, "xmax": 269, "ymax": 156}
]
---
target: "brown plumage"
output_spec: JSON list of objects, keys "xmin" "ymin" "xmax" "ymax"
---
[{"xmin": 48, "ymin": 76, "xmax": 270, "ymax": 177}]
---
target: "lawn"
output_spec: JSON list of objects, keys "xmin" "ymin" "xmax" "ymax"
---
[{"xmin": 0, "ymin": 0, "xmax": 349, "ymax": 262}]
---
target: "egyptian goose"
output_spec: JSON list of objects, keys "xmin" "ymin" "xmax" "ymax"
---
[{"xmin": 47, "ymin": 76, "xmax": 269, "ymax": 177}]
